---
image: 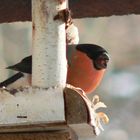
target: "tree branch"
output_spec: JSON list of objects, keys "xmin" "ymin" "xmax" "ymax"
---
[{"xmin": 0, "ymin": 0, "xmax": 140, "ymax": 23}]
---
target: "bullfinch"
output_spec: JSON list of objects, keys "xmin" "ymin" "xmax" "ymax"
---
[
  {"xmin": 67, "ymin": 44, "xmax": 109, "ymax": 93},
  {"xmin": 0, "ymin": 44, "xmax": 109, "ymax": 93}
]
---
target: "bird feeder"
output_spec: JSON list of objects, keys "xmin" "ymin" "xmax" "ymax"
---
[{"xmin": 0, "ymin": 0, "xmax": 137, "ymax": 139}]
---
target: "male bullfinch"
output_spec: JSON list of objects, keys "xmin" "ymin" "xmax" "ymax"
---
[
  {"xmin": 0, "ymin": 44, "xmax": 109, "ymax": 94},
  {"xmin": 67, "ymin": 44, "xmax": 109, "ymax": 93}
]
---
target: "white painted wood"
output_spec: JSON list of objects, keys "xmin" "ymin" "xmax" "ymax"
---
[
  {"xmin": 32, "ymin": 0, "xmax": 67, "ymax": 88},
  {"xmin": 0, "ymin": 0, "xmax": 68, "ymax": 124},
  {"xmin": 0, "ymin": 87, "xmax": 65, "ymax": 124}
]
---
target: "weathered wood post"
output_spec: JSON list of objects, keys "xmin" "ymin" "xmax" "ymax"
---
[
  {"xmin": 31, "ymin": 0, "xmax": 68, "ymax": 123},
  {"xmin": 32, "ymin": 0, "xmax": 67, "ymax": 88},
  {"xmin": 0, "ymin": 0, "xmax": 110, "ymax": 139},
  {"xmin": 0, "ymin": 0, "xmax": 68, "ymax": 125}
]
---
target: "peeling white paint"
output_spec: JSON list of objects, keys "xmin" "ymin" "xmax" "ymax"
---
[
  {"xmin": 0, "ymin": 0, "xmax": 67, "ymax": 125},
  {"xmin": 32, "ymin": 0, "xmax": 67, "ymax": 88}
]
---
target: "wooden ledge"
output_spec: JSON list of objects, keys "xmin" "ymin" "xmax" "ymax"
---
[
  {"xmin": 0, "ymin": 0, "xmax": 140, "ymax": 23},
  {"xmin": 64, "ymin": 87, "xmax": 88, "ymax": 124}
]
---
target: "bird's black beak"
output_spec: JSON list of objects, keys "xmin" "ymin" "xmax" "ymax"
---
[{"xmin": 94, "ymin": 52, "xmax": 109, "ymax": 70}]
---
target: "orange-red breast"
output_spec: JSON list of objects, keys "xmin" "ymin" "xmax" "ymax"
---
[
  {"xmin": 0, "ymin": 44, "xmax": 109, "ymax": 94},
  {"xmin": 67, "ymin": 44, "xmax": 109, "ymax": 93}
]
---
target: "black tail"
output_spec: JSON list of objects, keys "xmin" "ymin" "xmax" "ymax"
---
[
  {"xmin": 6, "ymin": 64, "xmax": 19, "ymax": 71},
  {"xmin": 6, "ymin": 55, "xmax": 32, "ymax": 74},
  {"xmin": 0, "ymin": 72, "xmax": 24, "ymax": 88}
]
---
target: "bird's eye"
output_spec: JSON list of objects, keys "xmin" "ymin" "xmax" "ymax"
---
[{"xmin": 94, "ymin": 53, "xmax": 109, "ymax": 70}]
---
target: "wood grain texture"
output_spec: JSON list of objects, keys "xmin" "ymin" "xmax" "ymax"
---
[
  {"xmin": 64, "ymin": 87, "xmax": 88, "ymax": 124},
  {"xmin": 0, "ymin": 0, "xmax": 31, "ymax": 23},
  {"xmin": 0, "ymin": 0, "xmax": 140, "ymax": 23},
  {"xmin": 0, "ymin": 122, "xmax": 78, "ymax": 140},
  {"xmin": 69, "ymin": 0, "xmax": 140, "ymax": 18},
  {"xmin": 0, "ymin": 130, "xmax": 75, "ymax": 140}
]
